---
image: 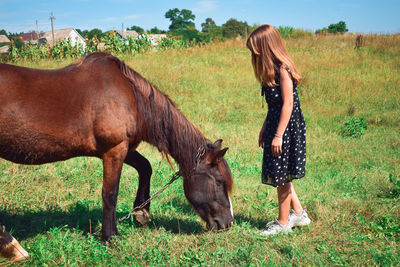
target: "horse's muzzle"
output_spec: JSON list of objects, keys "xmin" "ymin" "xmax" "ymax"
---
[{"xmin": 206, "ymin": 217, "xmax": 233, "ymax": 231}]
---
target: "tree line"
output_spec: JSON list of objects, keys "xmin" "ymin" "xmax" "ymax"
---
[
  {"xmin": 72, "ymin": 9, "xmax": 253, "ymax": 43},
  {"xmin": 1, "ymin": 8, "xmax": 349, "ymax": 44}
]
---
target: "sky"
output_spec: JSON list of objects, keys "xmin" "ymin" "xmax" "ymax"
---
[{"xmin": 1, "ymin": 0, "xmax": 399, "ymax": 34}]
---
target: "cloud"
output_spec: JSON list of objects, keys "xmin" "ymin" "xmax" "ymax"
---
[
  {"xmin": 192, "ymin": 1, "xmax": 217, "ymax": 13},
  {"xmin": 102, "ymin": 14, "xmax": 139, "ymax": 21},
  {"xmin": 103, "ymin": 17, "xmax": 118, "ymax": 21},
  {"xmin": 124, "ymin": 14, "xmax": 139, "ymax": 20}
]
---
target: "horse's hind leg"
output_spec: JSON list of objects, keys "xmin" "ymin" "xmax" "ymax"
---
[
  {"xmin": 0, "ymin": 225, "xmax": 29, "ymax": 261},
  {"xmin": 101, "ymin": 141, "xmax": 128, "ymax": 241},
  {"xmin": 124, "ymin": 151, "xmax": 152, "ymax": 224}
]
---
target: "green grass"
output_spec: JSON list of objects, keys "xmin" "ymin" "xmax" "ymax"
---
[{"xmin": 1, "ymin": 35, "xmax": 399, "ymax": 266}]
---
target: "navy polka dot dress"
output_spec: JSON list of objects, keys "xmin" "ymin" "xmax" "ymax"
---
[{"xmin": 261, "ymin": 68, "xmax": 306, "ymax": 187}]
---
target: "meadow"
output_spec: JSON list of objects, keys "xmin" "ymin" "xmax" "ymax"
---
[{"xmin": 0, "ymin": 34, "xmax": 399, "ymax": 266}]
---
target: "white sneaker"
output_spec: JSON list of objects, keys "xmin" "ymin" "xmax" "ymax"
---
[
  {"xmin": 260, "ymin": 220, "xmax": 292, "ymax": 236},
  {"xmin": 288, "ymin": 209, "xmax": 311, "ymax": 227}
]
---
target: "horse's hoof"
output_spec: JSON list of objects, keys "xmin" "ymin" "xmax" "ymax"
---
[
  {"xmin": 135, "ymin": 209, "xmax": 150, "ymax": 226},
  {"xmin": 0, "ymin": 238, "xmax": 30, "ymax": 262}
]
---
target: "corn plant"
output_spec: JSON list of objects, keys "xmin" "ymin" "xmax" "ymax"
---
[
  {"xmin": 86, "ymin": 36, "xmax": 100, "ymax": 54},
  {"xmin": 51, "ymin": 38, "xmax": 85, "ymax": 59},
  {"xmin": 158, "ymin": 35, "xmax": 189, "ymax": 50}
]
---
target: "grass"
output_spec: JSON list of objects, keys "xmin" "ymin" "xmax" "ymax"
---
[{"xmin": 1, "ymin": 34, "xmax": 399, "ymax": 266}]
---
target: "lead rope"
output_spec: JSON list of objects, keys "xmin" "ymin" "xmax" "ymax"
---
[
  {"xmin": 118, "ymin": 171, "xmax": 181, "ymax": 223},
  {"xmin": 92, "ymin": 145, "xmax": 207, "ymax": 237},
  {"xmin": 91, "ymin": 171, "xmax": 181, "ymax": 237}
]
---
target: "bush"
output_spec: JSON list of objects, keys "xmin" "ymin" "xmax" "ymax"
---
[
  {"xmin": 278, "ymin": 26, "xmax": 313, "ymax": 39},
  {"xmin": 341, "ymin": 117, "xmax": 367, "ymax": 138},
  {"xmin": 277, "ymin": 26, "xmax": 294, "ymax": 39},
  {"xmin": 158, "ymin": 34, "xmax": 189, "ymax": 50}
]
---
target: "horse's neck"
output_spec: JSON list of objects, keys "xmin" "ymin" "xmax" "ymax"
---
[
  {"xmin": 167, "ymin": 115, "xmax": 206, "ymax": 177},
  {"xmin": 141, "ymin": 91, "xmax": 206, "ymax": 177}
]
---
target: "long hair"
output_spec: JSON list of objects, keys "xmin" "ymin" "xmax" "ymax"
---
[{"xmin": 246, "ymin": 24, "xmax": 301, "ymax": 87}]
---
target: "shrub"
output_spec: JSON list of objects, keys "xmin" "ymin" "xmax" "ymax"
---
[
  {"xmin": 277, "ymin": 26, "xmax": 294, "ymax": 39},
  {"xmin": 341, "ymin": 117, "xmax": 367, "ymax": 138}
]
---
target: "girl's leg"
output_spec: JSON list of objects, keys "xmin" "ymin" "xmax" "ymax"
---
[
  {"xmin": 290, "ymin": 183, "xmax": 304, "ymax": 215},
  {"xmin": 277, "ymin": 183, "xmax": 292, "ymax": 225}
]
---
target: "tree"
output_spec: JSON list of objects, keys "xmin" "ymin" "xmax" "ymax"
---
[
  {"xmin": 328, "ymin": 21, "xmax": 348, "ymax": 34},
  {"xmin": 148, "ymin": 27, "xmax": 166, "ymax": 34},
  {"xmin": 0, "ymin": 29, "xmax": 7, "ymax": 36},
  {"xmin": 315, "ymin": 27, "xmax": 328, "ymax": 35},
  {"xmin": 201, "ymin": 18, "xmax": 216, "ymax": 33},
  {"xmin": 76, "ymin": 29, "xmax": 89, "ymax": 38},
  {"xmin": 170, "ymin": 26, "xmax": 200, "ymax": 42},
  {"xmin": 316, "ymin": 21, "xmax": 348, "ymax": 34},
  {"xmin": 13, "ymin": 38, "xmax": 25, "ymax": 49},
  {"xmin": 87, "ymin": 28, "xmax": 104, "ymax": 39},
  {"xmin": 127, "ymin": 25, "xmax": 144, "ymax": 34},
  {"xmin": 200, "ymin": 18, "xmax": 223, "ymax": 41},
  {"xmin": 165, "ymin": 8, "xmax": 195, "ymax": 31},
  {"xmin": 221, "ymin": 18, "xmax": 250, "ymax": 39}
]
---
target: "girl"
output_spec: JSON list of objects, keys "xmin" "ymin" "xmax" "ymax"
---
[{"xmin": 246, "ymin": 25, "xmax": 310, "ymax": 235}]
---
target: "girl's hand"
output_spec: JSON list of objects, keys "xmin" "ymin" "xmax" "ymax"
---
[{"xmin": 271, "ymin": 136, "xmax": 283, "ymax": 156}]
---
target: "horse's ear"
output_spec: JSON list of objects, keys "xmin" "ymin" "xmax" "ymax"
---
[
  {"xmin": 207, "ymin": 147, "xmax": 229, "ymax": 165},
  {"xmin": 213, "ymin": 139, "xmax": 223, "ymax": 150}
]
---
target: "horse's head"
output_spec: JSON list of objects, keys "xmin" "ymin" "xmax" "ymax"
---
[{"xmin": 183, "ymin": 139, "xmax": 234, "ymax": 231}]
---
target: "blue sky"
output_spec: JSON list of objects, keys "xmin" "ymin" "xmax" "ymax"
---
[{"xmin": 1, "ymin": 0, "xmax": 399, "ymax": 34}]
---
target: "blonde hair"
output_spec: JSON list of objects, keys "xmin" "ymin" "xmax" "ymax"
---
[{"xmin": 246, "ymin": 24, "xmax": 301, "ymax": 87}]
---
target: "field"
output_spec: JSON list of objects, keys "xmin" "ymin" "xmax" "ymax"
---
[{"xmin": 0, "ymin": 34, "xmax": 399, "ymax": 266}]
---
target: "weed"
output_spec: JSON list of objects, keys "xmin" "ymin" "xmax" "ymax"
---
[
  {"xmin": 389, "ymin": 173, "xmax": 400, "ymax": 198},
  {"xmin": 341, "ymin": 117, "xmax": 367, "ymax": 138}
]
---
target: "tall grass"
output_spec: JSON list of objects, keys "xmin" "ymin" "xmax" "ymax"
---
[{"xmin": 0, "ymin": 34, "xmax": 399, "ymax": 266}]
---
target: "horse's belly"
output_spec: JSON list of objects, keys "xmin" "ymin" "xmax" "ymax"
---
[{"xmin": 0, "ymin": 126, "xmax": 97, "ymax": 165}]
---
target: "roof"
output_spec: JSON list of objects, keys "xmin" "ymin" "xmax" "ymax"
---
[
  {"xmin": 20, "ymin": 32, "xmax": 39, "ymax": 41},
  {"xmin": 41, "ymin": 28, "xmax": 84, "ymax": 43},
  {"xmin": 0, "ymin": 45, "xmax": 9, "ymax": 53},
  {"xmin": 0, "ymin": 35, "xmax": 10, "ymax": 43},
  {"xmin": 115, "ymin": 30, "xmax": 138, "ymax": 39}
]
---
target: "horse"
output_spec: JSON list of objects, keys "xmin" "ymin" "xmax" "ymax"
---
[{"xmin": 0, "ymin": 52, "xmax": 234, "ymax": 261}]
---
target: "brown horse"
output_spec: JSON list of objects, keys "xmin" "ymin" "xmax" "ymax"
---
[{"xmin": 0, "ymin": 53, "xmax": 234, "ymax": 261}]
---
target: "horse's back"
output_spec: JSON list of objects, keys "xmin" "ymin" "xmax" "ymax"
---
[{"xmin": 0, "ymin": 57, "xmax": 138, "ymax": 164}]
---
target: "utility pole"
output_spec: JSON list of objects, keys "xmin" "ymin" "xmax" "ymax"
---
[
  {"xmin": 36, "ymin": 20, "xmax": 39, "ymax": 34},
  {"xmin": 49, "ymin": 12, "xmax": 56, "ymax": 45}
]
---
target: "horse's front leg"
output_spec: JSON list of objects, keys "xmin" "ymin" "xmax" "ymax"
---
[
  {"xmin": 101, "ymin": 141, "xmax": 128, "ymax": 241},
  {"xmin": 0, "ymin": 225, "xmax": 29, "ymax": 261},
  {"xmin": 124, "ymin": 151, "xmax": 152, "ymax": 225}
]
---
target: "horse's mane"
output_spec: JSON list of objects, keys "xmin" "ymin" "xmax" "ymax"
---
[{"xmin": 79, "ymin": 53, "xmax": 208, "ymax": 178}]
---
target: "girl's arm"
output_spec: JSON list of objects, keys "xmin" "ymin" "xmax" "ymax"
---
[{"xmin": 271, "ymin": 66, "xmax": 294, "ymax": 156}]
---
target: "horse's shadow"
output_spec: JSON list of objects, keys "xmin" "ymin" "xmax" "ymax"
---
[
  {"xmin": 121, "ymin": 197, "xmax": 204, "ymax": 235},
  {"xmin": 1, "ymin": 198, "xmax": 266, "ymax": 241},
  {"xmin": 0, "ymin": 198, "xmax": 204, "ymax": 241},
  {"xmin": 0, "ymin": 202, "xmax": 103, "ymax": 241}
]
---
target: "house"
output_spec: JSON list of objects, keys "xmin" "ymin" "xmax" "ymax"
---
[
  {"xmin": 39, "ymin": 28, "xmax": 86, "ymax": 49},
  {"xmin": 19, "ymin": 32, "xmax": 39, "ymax": 43},
  {"xmin": 0, "ymin": 45, "xmax": 9, "ymax": 53},
  {"xmin": 0, "ymin": 35, "xmax": 11, "ymax": 43},
  {"xmin": 148, "ymin": 34, "xmax": 167, "ymax": 46},
  {"xmin": 115, "ymin": 30, "xmax": 138, "ymax": 39},
  {"xmin": 0, "ymin": 35, "xmax": 10, "ymax": 54}
]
